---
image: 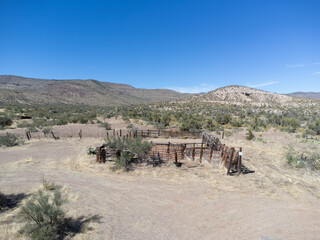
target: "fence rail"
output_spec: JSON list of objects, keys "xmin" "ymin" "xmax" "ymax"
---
[{"xmin": 2, "ymin": 128, "xmax": 203, "ymax": 141}]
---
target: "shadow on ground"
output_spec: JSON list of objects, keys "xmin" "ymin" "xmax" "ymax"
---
[
  {"xmin": 0, "ymin": 193, "xmax": 28, "ymax": 212},
  {"xmin": 228, "ymin": 165, "xmax": 255, "ymax": 176},
  {"xmin": 63, "ymin": 214, "xmax": 103, "ymax": 239}
]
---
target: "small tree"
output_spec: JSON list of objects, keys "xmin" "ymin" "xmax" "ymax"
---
[
  {"xmin": 19, "ymin": 188, "xmax": 67, "ymax": 240},
  {"xmin": 246, "ymin": 129, "xmax": 255, "ymax": 140}
]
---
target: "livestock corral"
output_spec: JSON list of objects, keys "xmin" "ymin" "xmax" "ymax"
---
[{"xmin": 95, "ymin": 130, "xmax": 246, "ymax": 176}]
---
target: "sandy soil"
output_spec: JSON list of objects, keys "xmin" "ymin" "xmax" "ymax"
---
[{"xmin": 0, "ymin": 131, "xmax": 320, "ymax": 239}]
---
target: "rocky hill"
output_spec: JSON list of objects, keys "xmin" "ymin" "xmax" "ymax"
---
[
  {"xmin": 176, "ymin": 85, "xmax": 318, "ymax": 108},
  {"xmin": 288, "ymin": 92, "xmax": 320, "ymax": 100},
  {"xmin": 0, "ymin": 75, "xmax": 190, "ymax": 106}
]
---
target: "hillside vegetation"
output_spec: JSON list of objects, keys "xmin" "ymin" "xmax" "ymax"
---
[{"xmin": 0, "ymin": 75, "xmax": 190, "ymax": 106}]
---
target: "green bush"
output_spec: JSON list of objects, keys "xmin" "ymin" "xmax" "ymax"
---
[
  {"xmin": 99, "ymin": 122, "xmax": 111, "ymax": 130},
  {"xmin": 111, "ymin": 151, "xmax": 133, "ymax": 171},
  {"xmin": 55, "ymin": 118, "xmax": 69, "ymax": 125},
  {"xmin": 105, "ymin": 137, "xmax": 153, "ymax": 171},
  {"xmin": 215, "ymin": 112, "xmax": 231, "ymax": 125},
  {"xmin": 27, "ymin": 125, "xmax": 38, "ymax": 133},
  {"xmin": 250, "ymin": 117, "xmax": 266, "ymax": 131},
  {"xmin": 180, "ymin": 118, "xmax": 202, "ymax": 131},
  {"xmin": 17, "ymin": 121, "xmax": 29, "ymax": 128},
  {"xmin": 246, "ymin": 129, "xmax": 255, "ymax": 140},
  {"xmin": 42, "ymin": 127, "xmax": 52, "ymax": 137},
  {"xmin": 87, "ymin": 147, "xmax": 96, "ymax": 155},
  {"xmin": 306, "ymin": 120, "xmax": 320, "ymax": 135},
  {"xmin": 19, "ymin": 188, "xmax": 67, "ymax": 240},
  {"xmin": 0, "ymin": 116, "xmax": 12, "ymax": 128},
  {"xmin": 17, "ymin": 121, "xmax": 39, "ymax": 132},
  {"xmin": 0, "ymin": 133, "xmax": 22, "ymax": 147}
]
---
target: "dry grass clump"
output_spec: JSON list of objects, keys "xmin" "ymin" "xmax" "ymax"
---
[{"xmin": 41, "ymin": 176, "xmax": 60, "ymax": 191}]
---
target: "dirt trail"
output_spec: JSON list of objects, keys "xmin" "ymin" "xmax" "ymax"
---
[{"xmin": 1, "ymin": 136, "xmax": 320, "ymax": 239}]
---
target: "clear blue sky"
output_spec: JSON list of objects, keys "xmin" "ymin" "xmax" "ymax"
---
[{"xmin": 1, "ymin": 0, "xmax": 320, "ymax": 93}]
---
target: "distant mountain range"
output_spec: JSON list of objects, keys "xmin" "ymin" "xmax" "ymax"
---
[
  {"xmin": 287, "ymin": 92, "xmax": 320, "ymax": 99},
  {"xmin": 0, "ymin": 75, "xmax": 191, "ymax": 106},
  {"xmin": 0, "ymin": 75, "xmax": 319, "ymax": 107}
]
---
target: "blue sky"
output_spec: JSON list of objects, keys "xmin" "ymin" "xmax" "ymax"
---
[{"xmin": 1, "ymin": 0, "xmax": 320, "ymax": 93}]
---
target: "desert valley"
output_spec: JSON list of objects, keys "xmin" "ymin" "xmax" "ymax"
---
[{"xmin": 0, "ymin": 75, "xmax": 319, "ymax": 239}]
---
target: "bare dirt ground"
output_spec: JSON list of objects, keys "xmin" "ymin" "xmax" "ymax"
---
[{"xmin": 1, "ymin": 130, "xmax": 320, "ymax": 239}]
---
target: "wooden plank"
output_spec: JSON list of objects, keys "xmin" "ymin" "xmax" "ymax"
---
[
  {"xmin": 227, "ymin": 147, "xmax": 235, "ymax": 175},
  {"xmin": 199, "ymin": 143, "xmax": 203, "ymax": 163},
  {"xmin": 209, "ymin": 144, "xmax": 213, "ymax": 163},
  {"xmin": 223, "ymin": 147, "xmax": 229, "ymax": 166}
]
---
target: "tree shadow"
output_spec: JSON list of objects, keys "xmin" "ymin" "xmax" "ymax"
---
[
  {"xmin": 0, "ymin": 193, "xmax": 28, "ymax": 212},
  {"xmin": 62, "ymin": 214, "xmax": 103, "ymax": 239}
]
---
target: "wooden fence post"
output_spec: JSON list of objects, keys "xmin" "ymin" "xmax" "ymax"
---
[
  {"xmin": 175, "ymin": 151, "xmax": 178, "ymax": 164},
  {"xmin": 192, "ymin": 143, "xmax": 195, "ymax": 161},
  {"xmin": 221, "ymin": 131, "xmax": 224, "ymax": 139},
  {"xmin": 222, "ymin": 147, "xmax": 229, "ymax": 166},
  {"xmin": 100, "ymin": 148, "xmax": 106, "ymax": 163},
  {"xmin": 119, "ymin": 129, "xmax": 122, "ymax": 137},
  {"xmin": 220, "ymin": 144, "xmax": 225, "ymax": 160},
  {"xmin": 79, "ymin": 129, "xmax": 82, "ymax": 139},
  {"xmin": 167, "ymin": 142, "xmax": 170, "ymax": 161},
  {"xmin": 180, "ymin": 144, "xmax": 185, "ymax": 160},
  {"xmin": 96, "ymin": 147, "xmax": 101, "ymax": 163},
  {"xmin": 238, "ymin": 147, "xmax": 242, "ymax": 175},
  {"xmin": 209, "ymin": 144, "xmax": 213, "ymax": 163},
  {"xmin": 51, "ymin": 131, "xmax": 59, "ymax": 140},
  {"xmin": 113, "ymin": 129, "xmax": 115, "ymax": 136},
  {"xmin": 199, "ymin": 143, "xmax": 203, "ymax": 163},
  {"xmin": 26, "ymin": 131, "xmax": 30, "ymax": 140}
]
